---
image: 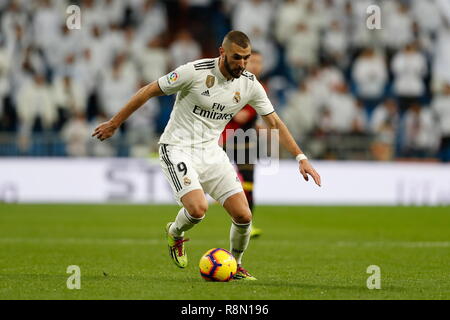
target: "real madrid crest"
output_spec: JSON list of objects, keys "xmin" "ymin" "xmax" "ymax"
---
[
  {"xmin": 233, "ymin": 92, "xmax": 241, "ymax": 104},
  {"xmin": 183, "ymin": 177, "xmax": 192, "ymax": 186},
  {"xmin": 206, "ymin": 75, "xmax": 215, "ymax": 88}
]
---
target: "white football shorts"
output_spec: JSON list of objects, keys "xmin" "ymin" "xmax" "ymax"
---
[{"xmin": 159, "ymin": 144, "xmax": 243, "ymax": 206}]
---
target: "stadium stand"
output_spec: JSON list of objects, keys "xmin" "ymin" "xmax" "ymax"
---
[{"xmin": 0, "ymin": 0, "xmax": 449, "ymax": 162}]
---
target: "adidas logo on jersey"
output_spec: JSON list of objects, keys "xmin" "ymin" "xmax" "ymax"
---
[{"xmin": 201, "ymin": 90, "xmax": 210, "ymax": 97}]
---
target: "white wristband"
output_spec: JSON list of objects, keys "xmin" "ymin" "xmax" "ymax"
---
[{"xmin": 296, "ymin": 154, "xmax": 308, "ymax": 162}]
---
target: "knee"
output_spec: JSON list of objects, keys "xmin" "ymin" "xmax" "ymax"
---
[
  {"xmin": 233, "ymin": 211, "xmax": 252, "ymax": 225},
  {"xmin": 185, "ymin": 201, "xmax": 208, "ymax": 219}
]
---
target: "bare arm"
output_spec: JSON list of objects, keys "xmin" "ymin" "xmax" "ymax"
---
[
  {"xmin": 232, "ymin": 109, "xmax": 254, "ymax": 125},
  {"xmin": 262, "ymin": 112, "xmax": 321, "ymax": 187},
  {"xmin": 92, "ymin": 81, "xmax": 164, "ymax": 141}
]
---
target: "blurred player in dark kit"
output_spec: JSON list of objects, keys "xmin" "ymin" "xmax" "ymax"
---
[{"xmin": 220, "ymin": 50, "xmax": 265, "ymax": 239}]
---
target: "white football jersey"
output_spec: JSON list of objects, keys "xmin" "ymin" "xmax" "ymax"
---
[{"xmin": 157, "ymin": 57, "xmax": 274, "ymax": 147}]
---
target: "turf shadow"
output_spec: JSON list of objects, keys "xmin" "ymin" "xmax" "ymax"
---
[{"xmin": 244, "ymin": 280, "xmax": 405, "ymax": 292}]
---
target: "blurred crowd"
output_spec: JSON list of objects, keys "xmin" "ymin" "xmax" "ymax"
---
[{"xmin": 0, "ymin": 0, "xmax": 449, "ymax": 162}]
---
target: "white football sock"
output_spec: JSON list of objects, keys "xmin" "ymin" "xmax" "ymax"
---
[
  {"xmin": 230, "ymin": 220, "xmax": 252, "ymax": 265},
  {"xmin": 169, "ymin": 208, "xmax": 204, "ymax": 238}
]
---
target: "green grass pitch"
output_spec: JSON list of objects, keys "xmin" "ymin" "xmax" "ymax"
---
[{"xmin": 0, "ymin": 204, "xmax": 449, "ymax": 300}]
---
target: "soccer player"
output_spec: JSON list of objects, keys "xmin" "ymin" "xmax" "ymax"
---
[
  {"xmin": 220, "ymin": 50, "xmax": 264, "ymax": 239},
  {"xmin": 92, "ymin": 31, "xmax": 321, "ymax": 280}
]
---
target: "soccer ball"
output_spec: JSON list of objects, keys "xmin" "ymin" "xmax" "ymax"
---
[{"xmin": 199, "ymin": 248, "xmax": 237, "ymax": 282}]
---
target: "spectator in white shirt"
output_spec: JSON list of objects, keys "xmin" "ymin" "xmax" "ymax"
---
[
  {"xmin": 232, "ymin": 0, "xmax": 273, "ymax": 41},
  {"xmin": 102, "ymin": 23, "xmax": 125, "ymax": 62},
  {"xmin": 61, "ymin": 112, "xmax": 91, "ymax": 157},
  {"xmin": 371, "ymin": 99, "xmax": 400, "ymax": 135},
  {"xmin": 248, "ymin": 34, "xmax": 278, "ymax": 76},
  {"xmin": 302, "ymin": 0, "xmax": 325, "ymax": 34},
  {"xmin": 352, "ymin": 47, "xmax": 388, "ymax": 115},
  {"xmin": 319, "ymin": 0, "xmax": 346, "ymax": 29},
  {"xmin": 136, "ymin": 0, "xmax": 168, "ymax": 44},
  {"xmin": 8, "ymin": 33, "xmax": 47, "ymax": 99},
  {"xmin": 391, "ymin": 43, "xmax": 428, "ymax": 113},
  {"xmin": 87, "ymin": 113, "xmax": 118, "ymax": 157},
  {"xmin": 346, "ymin": 0, "xmax": 382, "ymax": 51},
  {"xmin": 322, "ymin": 19, "xmax": 349, "ymax": 69},
  {"xmin": 33, "ymin": 0, "xmax": 62, "ymax": 51},
  {"xmin": 101, "ymin": 0, "xmax": 127, "ymax": 27},
  {"xmin": 286, "ymin": 23, "xmax": 320, "ymax": 82},
  {"xmin": 352, "ymin": 100, "xmax": 369, "ymax": 135},
  {"xmin": 412, "ymin": 0, "xmax": 442, "ymax": 38},
  {"xmin": 16, "ymin": 73, "xmax": 58, "ymax": 153},
  {"xmin": 53, "ymin": 75, "xmax": 87, "ymax": 129},
  {"xmin": 121, "ymin": 26, "xmax": 145, "ymax": 65},
  {"xmin": 281, "ymin": 82, "xmax": 319, "ymax": 142},
  {"xmin": 79, "ymin": 0, "xmax": 109, "ymax": 34},
  {"xmin": 431, "ymin": 83, "xmax": 450, "ymax": 161},
  {"xmin": 318, "ymin": 61, "xmax": 345, "ymax": 89},
  {"xmin": 275, "ymin": 0, "xmax": 305, "ymax": 45},
  {"xmin": 433, "ymin": 26, "xmax": 450, "ymax": 94},
  {"xmin": 401, "ymin": 103, "xmax": 439, "ymax": 158},
  {"xmin": 45, "ymin": 24, "xmax": 82, "ymax": 75},
  {"xmin": 325, "ymin": 81, "xmax": 365, "ymax": 134},
  {"xmin": 370, "ymin": 99, "xmax": 400, "ymax": 161},
  {"xmin": 82, "ymin": 25, "xmax": 115, "ymax": 74},
  {"xmin": 126, "ymin": 79, "xmax": 160, "ymax": 157},
  {"xmin": 0, "ymin": 41, "xmax": 10, "ymax": 114},
  {"xmin": 136, "ymin": 36, "xmax": 169, "ymax": 84},
  {"xmin": 304, "ymin": 62, "xmax": 344, "ymax": 109},
  {"xmin": 169, "ymin": 30, "xmax": 202, "ymax": 69},
  {"xmin": 71, "ymin": 48, "xmax": 103, "ymax": 121},
  {"xmin": 382, "ymin": 2, "xmax": 415, "ymax": 54},
  {"xmin": 1, "ymin": 0, "xmax": 29, "ymax": 44},
  {"xmin": 5, "ymin": 21, "xmax": 31, "ymax": 60},
  {"xmin": 99, "ymin": 53, "xmax": 138, "ymax": 119},
  {"xmin": 73, "ymin": 48, "xmax": 100, "ymax": 101}
]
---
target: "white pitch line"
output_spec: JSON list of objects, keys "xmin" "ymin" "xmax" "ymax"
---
[
  {"xmin": 336, "ymin": 241, "xmax": 450, "ymax": 248},
  {"xmin": 0, "ymin": 238, "xmax": 159, "ymax": 245},
  {"xmin": 0, "ymin": 238, "xmax": 449, "ymax": 248}
]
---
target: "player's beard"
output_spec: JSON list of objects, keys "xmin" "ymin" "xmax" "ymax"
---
[{"xmin": 224, "ymin": 55, "xmax": 244, "ymax": 79}]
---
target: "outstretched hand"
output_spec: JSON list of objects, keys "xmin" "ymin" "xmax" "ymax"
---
[
  {"xmin": 299, "ymin": 160, "xmax": 321, "ymax": 187},
  {"xmin": 92, "ymin": 121, "xmax": 118, "ymax": 141}
]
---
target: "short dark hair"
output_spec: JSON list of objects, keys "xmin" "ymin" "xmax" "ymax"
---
[{"xmin": 223, "ymin": 30, "xmax": 251, "ymax": 49}]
